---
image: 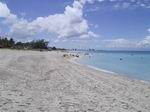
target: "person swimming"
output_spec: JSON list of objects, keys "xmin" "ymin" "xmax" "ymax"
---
[{"xmin": 120, "ymin": 58, "xmax": 123, "ymax": 61}]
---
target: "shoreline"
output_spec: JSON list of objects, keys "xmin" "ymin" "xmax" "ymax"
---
[
  {"xmin": 70, "ymin": 57, "xmax": 116, "ymax": 74},
  {"xmin": 0, "ymin": 50, "xmax": 150, "ymax": 111},
  {"xmin": 69, "ymin": 53, "xmax": 150, "ymax": 84}
]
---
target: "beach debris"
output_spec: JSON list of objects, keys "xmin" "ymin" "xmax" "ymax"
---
[
  {"xmin": 63, "ymin": 53, "xmax": 79, "ymax": 58},
  {"xmin": 63, "ymin": 54, "xmax": 69, "ymax": 57}
]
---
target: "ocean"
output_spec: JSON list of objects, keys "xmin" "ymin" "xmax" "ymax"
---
[{"xmin": 76, "ymin": 51, "xmax": 150, "ymax": 81}]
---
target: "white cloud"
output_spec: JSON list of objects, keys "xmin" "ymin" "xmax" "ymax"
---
[
  {"xmin": 0, "ymin": 0, "xmax": 98, "ymax": 40},
  {"xmin": 20, "ymin": 12, "xmax": 26, "ymax": 17},
  {"xmin": 122, "ymin": 2, "xmax": 131, "ymax": 8},
  {"xmin": 1, "ymin": 0, "xmax": 150, "ymax": 37},
  {"xmin": 100, "ymin": 23, "xmax": 150, "ymax": 49},
  {"xmin": 137, "ymin": 36, "xmax": 150, "ymax": 48},
  {"xmin": 0, "ymin": 2, "xmax": 10, "ymax": 18},
  {"xmin": 103, "ymin": 38, "xmax": 136, "ymax": 48},
  {"xmin": 1, "ymin": 0, "xmax": 150, "ymax": 47},
  {"xmin": 0, "ymin": 2, "xmax": 18, "ymax": 25},
  {"xmin": 148, "ymin": 28, "xmax": 150, "ymax": 33},
  {"xmin": 102, "ymin": 37, "xmax": 150, "ymax": 49},
  {"xmin": 79, "ymin": 31, "xmax": 98, "ymax": 39}
]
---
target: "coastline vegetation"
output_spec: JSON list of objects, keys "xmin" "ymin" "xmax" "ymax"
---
[{"xmin": 0, "ymin": 36, "xmax": 65, "ymax": 51}]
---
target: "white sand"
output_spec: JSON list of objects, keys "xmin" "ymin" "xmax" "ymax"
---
[{"xmin": 0, "ymin": 49, "xmax": 150, "ymax": 112}]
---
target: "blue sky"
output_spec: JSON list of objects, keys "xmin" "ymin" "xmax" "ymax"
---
[{"xmin": 1, "ymin": 0, "xmax": 150, "ymax": 50}]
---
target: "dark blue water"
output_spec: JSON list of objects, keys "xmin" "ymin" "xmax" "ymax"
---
[{"xmin": 77, "ymin": 51, "xmax": 150, "ymax": 81}]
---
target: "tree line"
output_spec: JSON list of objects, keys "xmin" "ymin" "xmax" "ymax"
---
[{"xmin": 0, "ymin": 37, "xmax": 49, "ymax": 50}]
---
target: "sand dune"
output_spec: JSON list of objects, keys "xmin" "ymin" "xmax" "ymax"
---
[{"xmin": 0, "ymin": 49, "xmax": 150, "ymax": 112}]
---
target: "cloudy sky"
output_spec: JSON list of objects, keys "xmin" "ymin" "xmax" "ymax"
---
[{"xmin": 0, "ymin": 0, "xmax": 150, "ymax": 50}]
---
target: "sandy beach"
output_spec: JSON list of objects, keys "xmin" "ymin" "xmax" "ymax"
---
[{"xmin": 0, "ymin": 49, "xmax": 150, "ymax": 112}]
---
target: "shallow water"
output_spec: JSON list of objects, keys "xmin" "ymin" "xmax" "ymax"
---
[{"xmin": 77, "ymin": 51, "xmax": 150, "ymax": 81}]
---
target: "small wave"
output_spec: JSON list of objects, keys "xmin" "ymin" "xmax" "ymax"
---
[{"xmin": 87, "ymin": 65, "xmax": 116, "ymax": 74}]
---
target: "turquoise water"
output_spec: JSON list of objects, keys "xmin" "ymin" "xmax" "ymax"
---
[{"xmin": 77, "ymin": 51, "xmax": 150, "ymax": 81}]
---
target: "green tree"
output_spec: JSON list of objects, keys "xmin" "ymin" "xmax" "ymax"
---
[
  {"xmin": 9, "ymin": 38, "xmax": 15, "ymax": 47},
  {"xmin": 31, "ymin": 39, "xmax": 49, "ymax": 49}
]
